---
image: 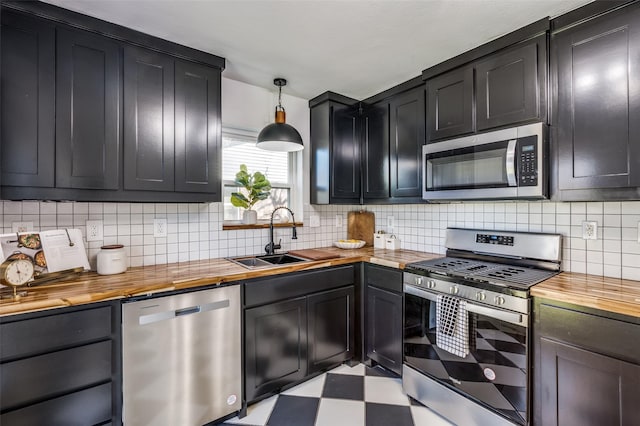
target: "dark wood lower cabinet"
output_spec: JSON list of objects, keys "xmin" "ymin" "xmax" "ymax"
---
[
  {"xmin": 308, "ymin": 286, "xmax": 355, "ymax": 374},
  {"xmin": 0, "ymin": 301, "xmax": 121, "ymax": 425},
  {"xmin": 243, "ymin": 265, "xmax": 357, "ymax": 403},
  {"xmin": 364, "ymin": 264, "xmax": 403, "ymax": 375},
  {"xmin": 534, "ymin": 298, "xmax": 640, "ymax": 426},
  {"xmin": 244, "ymin": 296, "xmax": 308, "ymax": 402},
  {"xmin": 538, "ymin": 338, "xmax": 640, "ymax": 426},
  {"xmin": 366, "ymin": 285, "xmax": 403, "ymax": 375}
]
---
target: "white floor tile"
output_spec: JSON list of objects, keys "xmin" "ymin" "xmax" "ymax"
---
[
  {"xmin": 224, "ymin": 394, "xmax": 277, "ymax": 425},
  {"xmin": 329, "ymin": 363, "xmax": 365, "ymax": 376},
  {"xmin": 410, "ymin": 405, "xmax": 454, "ymax": 426},
  {"xmin": 282, "ymin": 373, "xmax": 326, "ymax": 398},
  {"xmin": 364, "ymin": 376, "xmax": 410, "ymax": 406},
  {"xmin": 315, "ymin": 398, "xmax": 365, "ymax": 426}
]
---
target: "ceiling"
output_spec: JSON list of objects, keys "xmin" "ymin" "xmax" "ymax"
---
[{"xmin": 42, "ymin": 0, "xmax": 592, "ymax": 100}]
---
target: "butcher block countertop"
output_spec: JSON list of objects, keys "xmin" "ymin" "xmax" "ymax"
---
[
  {"xmin": 531, "ymin": 273, "xmax": 640, "ymax": 319},
  {"xmin": 0, "ymin": 247, "xmax": 439, "ymax": 317}
]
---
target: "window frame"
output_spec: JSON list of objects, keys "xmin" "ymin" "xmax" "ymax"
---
[{"xmin": 221, "ymin": 127, "xmax": 300, "ymax": 224}]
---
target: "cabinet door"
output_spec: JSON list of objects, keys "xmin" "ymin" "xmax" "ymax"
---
[
  {"xmin": 389, "ymin": 87, "xmax": 425, "ymax": 197},
  {"xmin": 539, "ymin": 338, "xmax": 640, "ymax": 426},
  {"xmin": 123, "ymin": 46, "xmax": 175, "ymax": 191},
  {"xmin": 245, "ymin": 297, "xmax": 308, "ymax": 402},
  {"xmin": 1, "ymin": 11, "xmax": 55, "ymax": 187},
  {"xmin": 331, "ymin": 104, "xmax": 361, "ymax": 202},
  {"xmin": 307, "ymin": 286, "xmax": 355, "ymax": 374},
  {"xmin": 362, "ymin": 102, "xmax": 390, "ymax": 199},
  {"xmin": 426, "ymin": 66, "xmax": 474, "ymax": 141},
  {"xmin": 56, "ymin": 27, "xmax": 121, "ymax": 190},
  {"xmin": 366, "ymin": 285, "xmax": 402, "ymax": 375},
  {"xmin": 476, "ymin": 38, "xmax": 542, "ymax": 131},
  {"xmin": 554, "ymin": 5, "xmax": 640, "ymax": 193},
  {"xmin": 174, "ymin": 60, "xmax": 221, "ymax": 197}
]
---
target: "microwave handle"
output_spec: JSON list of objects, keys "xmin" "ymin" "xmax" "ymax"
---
[{"xmin": 506, "ymin": 139, "xmax": 517, "ymax": 187}]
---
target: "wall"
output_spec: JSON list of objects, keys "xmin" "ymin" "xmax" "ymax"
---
[{"xmin": 1, "ymin": 78, "xmax": 639, "ymax": 281}]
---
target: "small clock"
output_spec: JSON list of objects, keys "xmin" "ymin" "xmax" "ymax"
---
[{"xmin": 1, "ymin": 258, "xmax": 35, "ymax": 299}]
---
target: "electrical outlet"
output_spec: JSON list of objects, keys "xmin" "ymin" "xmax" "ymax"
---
[
  {"xmin": 154, "ymin": 218, "xmax": 168, "ymax": 238},
  {"xmin": 11, "ymin": 222, "xmax": 33, "ymax": 233},
  {"xmin": 309, "ymin": 215, "xmax": 320, "ymax": 228},
  {"xmin": 637, "ymin": 221, "xmax": 640, "ymax": 243},
  {"xmin": 582, "ymin": 221, "xmax": 597, "ymax": 240},
  {"xmin": 335, "ymin": 215, "xmax": 343, "ymax": 228},
  {"xmin": 86, "ymin": 220, "xmax": 104, "ymax": 241},
  {"xmin": 387, "ymin": 216, "xmax": 395, "ymax": 233}
]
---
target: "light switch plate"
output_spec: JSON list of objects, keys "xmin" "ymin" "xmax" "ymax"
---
[
  {"xmin": 309, "ymin": 215, "xmax": 320, "ymax": 228},
  {"xmin": 335, "ymin": 215, "xmax": 343, "ymax": 228}
]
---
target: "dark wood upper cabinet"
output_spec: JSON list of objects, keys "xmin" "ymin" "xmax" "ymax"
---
[
  {"xmin": 55, "ymin": 27, "xmax": 121, "ymax": 190},
  {"xmin": 476, "ymin": 36, "xmax": 544, "ymax": 131},
  {"xmin": 309, "ymin": 93, "xmax": 361, "ymax": 204},
  {"xmin": 331, "ymin": 104, "xmax": 361, "ymax": 202},
  {"xmin": 552, "ymin": 3, "xmax": 640, "ymax": 200},
  {"xmin": 1, "ymin": 2, "xmax": 224, "ymax": 202},
  {"xmin": 124, "ymin": 46, "xmax": 175, "ymax": 192},
  {"xmin": 362, "ymin": 102, "xmax": 390, "ymax": 199},
  {"xmin": 426, "ymin": 66, "xmax": 474, "ymax": 141},
  {"xmin": 389, "ymin": 86, "xmax": 425, "ymax": 197},
  {"xmin": 174, "ymin": 60, "xmax": 221, "ymax": 195},
  {"xmin": 1, "ymin": 11, "xmax": 55, "ymax": 188}
]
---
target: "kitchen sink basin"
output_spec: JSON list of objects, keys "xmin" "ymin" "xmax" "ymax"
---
[{"xmin": 227, "ymin": 253, "xmax": 309, "ymax": 269}]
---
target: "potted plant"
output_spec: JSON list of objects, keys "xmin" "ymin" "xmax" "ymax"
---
[{"xmin": 230, "ymin": 164, "xmax": 272, "ymax": 224}]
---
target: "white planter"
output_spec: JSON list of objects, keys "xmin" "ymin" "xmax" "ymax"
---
[{"xmin": 242, "ymin": 210, "xmax": 258, "ymax": 224}]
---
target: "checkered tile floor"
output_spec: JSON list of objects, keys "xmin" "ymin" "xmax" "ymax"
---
[{"xmin": 222, "ymin": 364, "xmax": 453, "ymax": 426}]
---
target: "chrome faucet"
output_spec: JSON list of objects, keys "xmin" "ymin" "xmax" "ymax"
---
[{"xmin": 265, "ymin": 206, "xmax": 297, "ymax": 255}]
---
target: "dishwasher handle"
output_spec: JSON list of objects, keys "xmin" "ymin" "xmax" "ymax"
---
[
  {"xmin": 138, "ymin": 299, "xmax": 230, "ymax": 326},
  {"xmin": 175, "ymin": 306, "xmax": 200, "ymax": 316}
]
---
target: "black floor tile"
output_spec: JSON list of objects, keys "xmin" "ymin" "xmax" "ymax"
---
[
  {"xmin": 266, "ymin": 395, "xmax": 319, "ymax": 426},
  {"xmin": 365, "ymin": 403, "xmax": 414, "ymax": 426},
  {"xmin": 365, "ymin": 365, "xmax": 399, "ymax": 378},
  {"xmin": 322, "ymin": 373, "xmax": 364, "ymax": 400}
]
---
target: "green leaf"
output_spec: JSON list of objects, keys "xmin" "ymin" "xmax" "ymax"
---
[{"xmin": 230, "ymin": 164, "xmax": 271, "ymax": 210}]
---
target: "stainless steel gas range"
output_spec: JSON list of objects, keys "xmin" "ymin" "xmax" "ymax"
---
[{"xmin": 402, "ymin": 228, "xmax": 562, "ymax": 426}]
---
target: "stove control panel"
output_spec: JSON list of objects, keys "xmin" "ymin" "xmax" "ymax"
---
[
  {"xmin": 403, "ymin": 272, "xmax": 529, "ymax": 315},
  {"xmin": 476, "ymin": 233, "xmax": 514, "ymax": 246}
]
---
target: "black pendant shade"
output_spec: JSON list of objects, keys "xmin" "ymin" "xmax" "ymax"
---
[{"xmin": 257, "ymin": 78, "xmax": 304, "ymax": 152}]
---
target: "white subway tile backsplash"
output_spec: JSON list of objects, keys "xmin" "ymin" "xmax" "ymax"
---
[{"xmin": 1, "ymin": 200, "xmax": 639, "ymax": 281}]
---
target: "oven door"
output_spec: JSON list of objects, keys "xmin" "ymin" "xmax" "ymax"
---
[{"xmin": 403, "ymin": 284, "xmax": 529, "ymax": 426}]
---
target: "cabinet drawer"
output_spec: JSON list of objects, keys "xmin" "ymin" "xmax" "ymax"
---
[
  {"xmin": 0, "ymin": 382, "xmax": 112, "ymax": 426},
  {"xmin": 366, "ymin": 264, "xmax": 402, "ymax": 293},
  {"xmin": 0, "ymin": 306, "xmax": 112, "ymax": 361},
  {"xmin": 538, "ymin": 302, "xmax": 640, "ymax": 364},
  {"xmin": 245, "ymin": 265, "xmax": 355, "ymax": 307},
  {"xmin": 0, "ymin": 340, "xmax": 112, "ymax": 411}
]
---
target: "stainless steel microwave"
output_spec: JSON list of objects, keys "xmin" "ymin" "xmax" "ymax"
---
[{"xmin": 422, "ymin": 122, "xmax": 547, "ymax": 200}]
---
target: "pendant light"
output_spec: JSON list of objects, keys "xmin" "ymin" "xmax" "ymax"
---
[{"xmin": 257, "ymin": 78, "xmax": 304, "ymax": 152}]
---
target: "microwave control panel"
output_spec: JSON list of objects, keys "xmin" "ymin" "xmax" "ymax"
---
[{"xmin": 517, "ymin": 136, "xmax": 538, "ymax": 186}]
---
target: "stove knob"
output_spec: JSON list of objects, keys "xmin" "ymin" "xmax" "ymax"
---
[
  {"xmin": 428, "ymin": 280, "xmax": 436, "ymax": 289},
  {"xmin": 476, "ymin": 291, "xmax": 486, "ymax": 301},
  {"xmin": 495, "ymin": 296, "xmax": 506, "ymax": 305},
  {"xmin": 414, "ymin": 277, "xmax": 423, "ymax": 286},
  {"xmin": 450, "ymin": 286, "xmax": 459, "ymax": 295}
]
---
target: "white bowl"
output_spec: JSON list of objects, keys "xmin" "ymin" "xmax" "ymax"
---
[{"xmin": 334, "ymin": 240, "xmax": 366, "ymax": 249}]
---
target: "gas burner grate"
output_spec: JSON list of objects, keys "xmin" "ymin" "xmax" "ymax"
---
[{"xmin": 473, "ymin": 267, "xmax": 558, "ymax": 288}]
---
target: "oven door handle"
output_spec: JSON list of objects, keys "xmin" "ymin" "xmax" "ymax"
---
[{"xmin": 404, "ymin": 284, "xmax": 528, "ymax": 328}]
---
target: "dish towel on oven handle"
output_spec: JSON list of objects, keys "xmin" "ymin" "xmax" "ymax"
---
[{"xmin": 436, "ymin": 294, "xmax": 469, "ymax": 358}]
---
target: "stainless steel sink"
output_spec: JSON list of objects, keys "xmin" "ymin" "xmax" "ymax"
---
[{"xmin": 227, "ymin": 253, "xmax": 309, "ymax": 269}]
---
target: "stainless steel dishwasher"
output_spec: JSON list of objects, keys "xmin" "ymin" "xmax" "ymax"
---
[{"xmin": 122, "ymin": 285, "xmax": 241, "ymax": 426}]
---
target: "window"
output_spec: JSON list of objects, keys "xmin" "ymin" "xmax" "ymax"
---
[{"xmin": 222, "ymin": 129, "xmax": 296, "ymax": 221}]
